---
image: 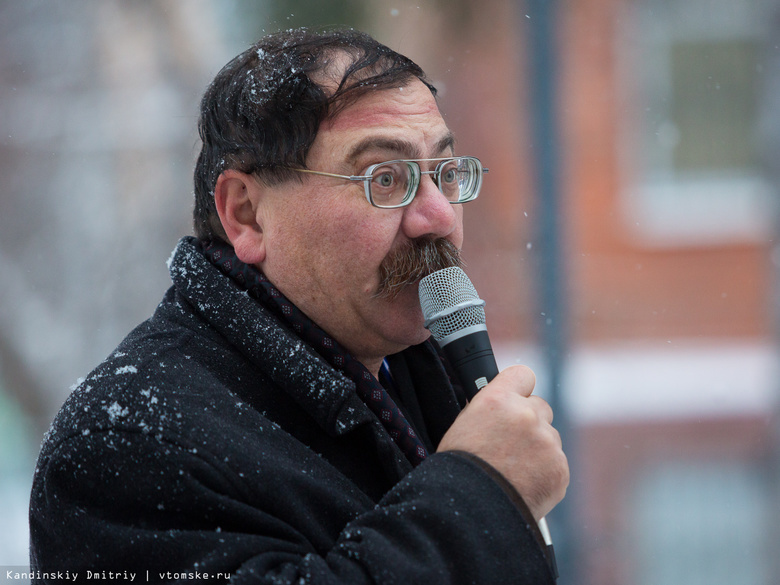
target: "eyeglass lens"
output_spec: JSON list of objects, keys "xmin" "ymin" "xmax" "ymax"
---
[
  {"xmin": 367, "ymin": 158, "xmax": 479, "ymax": 208},
  {"xmin": 437, "ymin": 159, "xmax": 470, "ymax": 201},
  {"xmin": 368, "ymin": 162, "xmax": 414, "ymax": 208}
]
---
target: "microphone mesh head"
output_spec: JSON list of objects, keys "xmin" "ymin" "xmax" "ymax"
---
[{"xmin": 418, "ymin": 267, "xmax": 486, "ymax": 341}]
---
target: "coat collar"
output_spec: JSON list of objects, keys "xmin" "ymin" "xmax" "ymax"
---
[{"xmin": 168, "ymin": 237, "xmax": 378, "ymax": 440}]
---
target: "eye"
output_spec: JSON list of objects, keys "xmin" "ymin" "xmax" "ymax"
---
[
  {"xmin": 366, "ymin": 162, "xmax": 412, "ymax": 207},
  {"xmin": 376, "ymin": 172, "xmax": 395, "ymax": 188},
  {"xmin": 370, "ymin": 162, "xmax": 406, "ymax": 191},
  {"xmin": 441, "ymin": 167, "xmax": 459, "ymax": 184}
]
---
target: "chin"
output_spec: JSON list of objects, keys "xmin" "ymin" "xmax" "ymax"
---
[
  {"xmin": 384, "ymin": 284, "xmax": 423, "ymax": 315},
  {"xmin": 383, "ymin": 328, "xmax": 430, "ymax": 358},
  {"xmin": 392, "ymin": 302, "xmax": 431, "ymax": 347}
]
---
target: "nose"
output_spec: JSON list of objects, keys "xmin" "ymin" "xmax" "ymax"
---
[{"xmin": 400, "ymin": 174, "xmax": 461, "ymax": 240}]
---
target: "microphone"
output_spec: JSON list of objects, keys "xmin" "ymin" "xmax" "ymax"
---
[
  {"xmin": 417, "ymin": 267, "xmax": 498, "ymax": 400},
  {"xmin": 418, "ymin": 266, "xmax": 558, "ymax": 580}
]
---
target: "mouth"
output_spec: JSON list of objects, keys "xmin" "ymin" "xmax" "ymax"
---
[{"xmin": 374, "ymin": 238, "xmax": 463, "ymax": 301}]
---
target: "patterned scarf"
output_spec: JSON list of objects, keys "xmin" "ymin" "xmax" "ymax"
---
[{"xmin": 202, "ymin": 239, "xmax": 428, "ymax": 466}]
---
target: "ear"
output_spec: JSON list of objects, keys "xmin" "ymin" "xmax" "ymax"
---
[{"xmin": 214, "ymin": 169, "xmax": 266, "ymax": 265}]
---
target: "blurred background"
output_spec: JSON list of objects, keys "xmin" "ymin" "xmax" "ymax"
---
[{"xmin": 1, "ymin": 0, "xmax": 779, "ymax": 583}]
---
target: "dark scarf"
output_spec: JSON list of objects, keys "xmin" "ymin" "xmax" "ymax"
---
[{"xmin": 202, "ymin": 238, "xmax": 429, "ymax": 467}]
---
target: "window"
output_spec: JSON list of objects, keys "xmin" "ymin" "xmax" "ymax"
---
[
  {"xmin": 617, "ymin": 0, "xmax": 775, "ymax": 245},
  {"xmin": 629, "ymin": 461, "xmax": 771, "ymax": 585}
]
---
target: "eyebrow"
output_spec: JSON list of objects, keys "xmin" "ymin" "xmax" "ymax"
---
[{"xmin": 345, "ymin": 132, "xmax": 457, "ymax": 165}]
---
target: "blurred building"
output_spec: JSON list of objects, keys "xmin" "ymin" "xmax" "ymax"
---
[
  {"xmin": 561, "ymin": 2, "xmax": 779, "ymax": 583},
  {"xmin": 391, "ymin": 1, "xmax": 780, "ymax": 583},
  {"xmin": 0, "ymin": 0, "xmax": 240, "ymax": 565}
]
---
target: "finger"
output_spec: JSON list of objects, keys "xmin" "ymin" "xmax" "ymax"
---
[
  {"xmin": 492, "ymin": 364, "xmax": 536, "ymax": 398},
  {"xmin": 527, "ymin": 395, "xmax": 554, "ymax": 424}
]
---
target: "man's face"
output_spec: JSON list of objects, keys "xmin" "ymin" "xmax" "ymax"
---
[{"xmin": 255, "ymin": 79, "xmax": 464, "ymax": 373}]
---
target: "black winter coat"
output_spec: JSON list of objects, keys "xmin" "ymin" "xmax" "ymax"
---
[{"xmin": 29, "ymin": 237, "xmax": 554, "ymax": 584}]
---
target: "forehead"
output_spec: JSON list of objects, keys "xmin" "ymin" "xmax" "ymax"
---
[{"xmin": 312, "ymin": 80, "xmax": 453, "ymax": 163}]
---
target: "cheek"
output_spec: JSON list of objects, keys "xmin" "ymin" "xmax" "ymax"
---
[
  {"xmin": 311, "ymin": 207, "xmax": 400, "ymax": 272},
  {"xmin": 329, "ymin": 201, "xmax": 401, "ymax": 247},
  {"xmin": 450, "ymin": 207, "xmax": 465, "ymax": 248},
  {"xmin": 346, "ymin": 220, "xmax": 400, "ymax": 273}
]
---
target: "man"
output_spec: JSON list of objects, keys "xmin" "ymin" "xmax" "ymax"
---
[{"xmin": 30, "ymin": 28, "xmax": 568, "ymax": 584}]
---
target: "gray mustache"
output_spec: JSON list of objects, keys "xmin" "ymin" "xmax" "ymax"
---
[{"xmin": 376, "ymin": 238, "xmax": 463, "ymax": 300}]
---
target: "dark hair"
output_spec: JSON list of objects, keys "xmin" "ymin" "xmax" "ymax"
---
[{"xmin": 192, "ymin": 27, "xmax": 437, "ymax": 240}]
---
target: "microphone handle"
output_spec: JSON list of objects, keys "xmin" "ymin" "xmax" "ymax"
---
[
  {"xmin": 441, "ymin": 331, "xmax": 558, "ymax": 581},
  {"xmin": 441, "ymin": 329, "xmax": 499, "ymax": 400}
]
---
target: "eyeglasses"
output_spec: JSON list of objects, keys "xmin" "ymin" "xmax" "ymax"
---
[{"xmin": 288, "ymin": 156, "xmax": 488, "ymax": 209}]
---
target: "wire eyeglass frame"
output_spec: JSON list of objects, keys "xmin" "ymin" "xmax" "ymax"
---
[{"xmin": 288, "ymin": 156, "xmax": 488, "ymax": 209}]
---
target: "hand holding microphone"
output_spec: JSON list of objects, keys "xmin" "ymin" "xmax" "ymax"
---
[
  {"xmin": 419, "ymin": 267, "xmax": 568, "ymax": 577},
  {"xmin": 436, "ymin": 366, "xmax": 566, "ymax": 513}
]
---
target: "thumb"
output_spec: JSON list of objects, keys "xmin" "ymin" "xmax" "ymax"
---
[{"xmin": 486, "ymin": 364, "xmax": 536, "ymax": 398}]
